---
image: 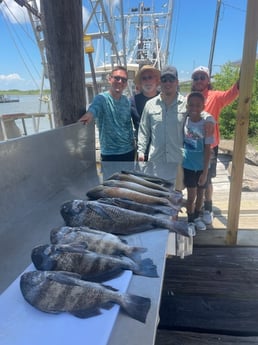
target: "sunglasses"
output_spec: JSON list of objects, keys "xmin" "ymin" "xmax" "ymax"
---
[
  {"xmin": 160, "ymin": 75, "xmax": 176, "ymax": 83},
  {"xmin": 141, "ymin": 75, "xmax": 154, "ymax": 81},
  {"xmin": 192, "ymin": 75, "xmax": 207, "ymax": 81},
  {"xmin": 111, "ymin": 75, "xmax": 128, "ymax": 83}
]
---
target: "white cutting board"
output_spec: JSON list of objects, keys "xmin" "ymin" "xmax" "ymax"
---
[{"xmin": 0, "ymin": 264, "xmax": 132, "ymax": 345}]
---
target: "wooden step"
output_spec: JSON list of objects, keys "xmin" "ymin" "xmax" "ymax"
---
[{"xmin": 155, "ymin": 330, "xmax": 258, "ymax": 345}]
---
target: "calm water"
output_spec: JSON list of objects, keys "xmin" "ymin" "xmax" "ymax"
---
[{"xmin": 0, "ymin": 94, "xmax": 53, "ymax": 135}]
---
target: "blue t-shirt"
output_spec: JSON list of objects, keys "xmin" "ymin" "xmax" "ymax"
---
[
  {"xmin": 88, "ymin": 91, "xmax": 135, "ymax": 155},
  {"xmin": 183, "ymin": 116, "xmax": 214, "ymax": 171}
]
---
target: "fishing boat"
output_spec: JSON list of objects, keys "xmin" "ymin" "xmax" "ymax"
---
[
  {"xmin": 0, "ymin": 0, "xmax": 172, "ymax": 133},
  {"xmin": 0, "ymin": 94, "xmax": 19, "ymax": 103},
  {"xmin": 83, "ymin": 0, "xmax": 173, "ymax": 100}
]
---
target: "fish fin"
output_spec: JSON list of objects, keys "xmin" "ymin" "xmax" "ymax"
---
[
  {"xmin": 134, "ymin": 258, "xmax": 159, "ymax": 277},
  {"xmin": 158, "ymin": 205, "xmax": 180, "ymax": 216},
  {"xmin": 170, "ymin": 220, "xmax": 195, "ymax": 237},
  {"xmin": 82, "ymin": 268, "xmax": 124, "ymax": 283},
  {"xmin": 100, "ymin": 301, "xmax": 115, "ymax": 310},
  {"xmin": 127, "ymin": 247, "xmax": 147, "ymax": 262},
  {"xmin": 70, "ymin": 308, "xmax": 102, "ymax": 318},
  {"xmin": 102, "ymin": 284, "xmax": 118, "ymax": 292},
  {"xmin": 106, "ymin": 172, "xmax": 120, "ymax": 180},
  {"xmin": 154, "ymin": 218, "xmax": 193, "ymax": 237},
  {"xmin": 121, "ymin": 294, "xmax": 151, "ymax": 323}
]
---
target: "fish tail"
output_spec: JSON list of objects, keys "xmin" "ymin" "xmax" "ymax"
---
[
  {"xmin": 156, "ymin": 218, "xmax": 194, "ymax": 237},
  {"xmin": 121, "ymin": 294, "xmax": 151, "ymax": 323},
  {"xmin": 168, "ymin": 191, "xmax": 183, "ymax": 205},
  {"xmin": 134, "ymin": 258, "xmax": 159, "ymax": 277},
  {"xmin": 157, "ymin": 205, "xmax": 178, "ymax": 216},
  {"xmin": 128, "ymin": 246, "xmax": 147, "ymax": 262},
  {"xmin": 170, "ymin": 219, "xmax": 196, "ymax": 237}
]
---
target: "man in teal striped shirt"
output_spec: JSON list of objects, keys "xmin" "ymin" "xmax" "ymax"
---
[{"xmin": 80, "ymin": 66, "xmax": 135, "ymax": 178}]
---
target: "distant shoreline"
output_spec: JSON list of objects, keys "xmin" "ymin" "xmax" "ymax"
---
[
  {"xmin": 0, "ymin": 90, "xmax": 50, "ymax": 96},
  {"xmin": 0, "ymin": 83, "xmax": 191, "ymax": 96}
]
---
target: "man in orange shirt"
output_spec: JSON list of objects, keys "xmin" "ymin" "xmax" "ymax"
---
[{"xmin": 191, "ymin": 66, "xmax": 239, "ymax": 225}]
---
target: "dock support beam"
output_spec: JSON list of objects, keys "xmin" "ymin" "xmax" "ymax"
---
[{"xmin": 226, "ymin": 0, "xmax": 258, "ymax": 244}]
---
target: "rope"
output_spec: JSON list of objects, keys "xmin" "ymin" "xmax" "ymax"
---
[{"xmin": 0, "ymin": 1, "xmax": 41, "ymax": 89}]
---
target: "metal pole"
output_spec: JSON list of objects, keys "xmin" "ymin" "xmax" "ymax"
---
[
  {"xmin": 88, "ymin": 53, "xmax": 98, "ymax": 96},
  {"xmin": 208, "ymin": 0, "xmax": 221, "ymax": 75}
]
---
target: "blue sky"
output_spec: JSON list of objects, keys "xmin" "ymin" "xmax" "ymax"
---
[{"xmin": 0, "ymin": 0, "xmax": 250, "ymax": 90}]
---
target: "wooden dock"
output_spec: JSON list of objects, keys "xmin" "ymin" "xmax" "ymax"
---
[
  {"xmin": 155, "ymin": 152, "xmax": 258, "ymax": 345},
  {"xmin": 180, "ymin": 152, "xmax": 258, "ymax": 246}
]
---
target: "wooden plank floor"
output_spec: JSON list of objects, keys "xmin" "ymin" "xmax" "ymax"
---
[
  {"xmin": 155, "ymin": 247, "xmax": 258, "ymax": 345},
  {"xmin": 155, "ymin": 330, "xmax": 258, "ymax": 345},
  {"xmin": 179, "ymin": 153, "xmax": 258, "ymax": 246}
]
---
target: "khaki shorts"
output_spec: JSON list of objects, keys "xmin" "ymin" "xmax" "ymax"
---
[{"xmin": 175, "ymin": 164, "xmax": 185, "ymax": 191}]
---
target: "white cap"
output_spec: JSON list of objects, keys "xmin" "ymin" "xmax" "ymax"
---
[{"xmin": 192, "ymin": 66, "xmax": 210, "ymax": 78}]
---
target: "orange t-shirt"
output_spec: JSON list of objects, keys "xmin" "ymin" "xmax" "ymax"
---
[{"xmin": 203, "ymin": 83, "xmax": 239, "ymax": 148}]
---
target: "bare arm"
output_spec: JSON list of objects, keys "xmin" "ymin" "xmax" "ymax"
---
[
  {"xmin": 204, "ymin": 120, "xmax": 214, "ymax": 137},
  {"xmin": 79, "ymin": 111, "xmax": 94, "ymax": 124},
  {"xmin": 198, "ymin": 144, "xmax": 211, "ymax": 186}
]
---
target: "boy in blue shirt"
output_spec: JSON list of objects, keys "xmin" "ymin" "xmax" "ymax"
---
[{"xmin": 183, "ymin": 92, "xmax": 215, "ymax": 231}]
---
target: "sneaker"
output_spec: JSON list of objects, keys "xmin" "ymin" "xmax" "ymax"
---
[
  {"xmin": 202, "ymin": 210, "xmax": 213, "ymax": 225},
  {"xmin": 187, "ymin": 222, "xmax": 196, "ymax": 237},
  {"xmin": 194, "ymin": 217, "xmax": 206, "ymax": 231}
]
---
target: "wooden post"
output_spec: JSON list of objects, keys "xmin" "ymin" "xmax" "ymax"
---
[
  {"xmin": 40, "ymin": 0, "xmax": 86, "ymax": 126},
  {"xmin": 226, "ymin": 0, "xmax": 258, "ymax": 244}
]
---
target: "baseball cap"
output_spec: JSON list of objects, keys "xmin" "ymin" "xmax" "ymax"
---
[
  {"xmin": 192, "ymin": 66, "xmax": 210, "ymax": 78},
  {"xmin": 134, "ymin": 65, "xmax": 160, "ymax": 85},
  {"xmin": 160, "ymin": 65, "xmax": 178, "ymax": 79}
]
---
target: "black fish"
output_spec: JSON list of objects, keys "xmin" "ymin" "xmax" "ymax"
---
[
  {"xmin": 20, "ymin": 270, "xmax": 151, "ymax": 323},
  {"xmin": 31, "ymin": 243, "xmax": 158, "ymax": 281},
  {"xmin": 97, "ymin": 197, "xmax": 179, "ymax": 216},
  {"xmin": 60, "ymin": 199, "xmax": 193, "ymax": 237},
  {"xmin": 50, "ymin": 225, "xmax": 147, "ymax": 262}
]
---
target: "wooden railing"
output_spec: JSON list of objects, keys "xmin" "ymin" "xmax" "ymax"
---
[{"xmin": 0, "ymin": 112, "xmax": 54, "ymax": 141}]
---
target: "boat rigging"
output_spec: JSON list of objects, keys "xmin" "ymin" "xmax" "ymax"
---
[{"xmin": 83, "ymin": 0, "xmax": 174, "ymax": 96}]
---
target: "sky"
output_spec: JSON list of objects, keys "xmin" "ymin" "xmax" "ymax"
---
[{"xmin": 0, "ymin": 0, "xmax": 252, "ymax": 90}]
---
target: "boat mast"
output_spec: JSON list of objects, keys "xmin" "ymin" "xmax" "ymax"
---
[
  {"xmin": 164, "ymin": 0, "xmax": 174, "ymax": 66},
  {"xmin": 208, "ymin": 0, "xmax": 222, "ymax": 76},
  {"xmin": 125, "ymin": 1, "xmax": 173, "ymax": 69}
]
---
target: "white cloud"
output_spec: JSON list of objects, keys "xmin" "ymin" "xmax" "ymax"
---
[
  {"xmin": 0, "ymin": 74, "xmax": 40, "ymax": 91},
  {"xmin": 0, "ymin": 73, "xmax": 23, "ymax": 81}
]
